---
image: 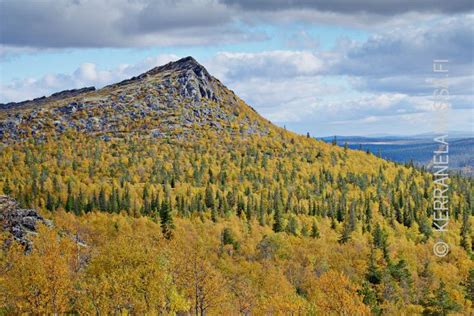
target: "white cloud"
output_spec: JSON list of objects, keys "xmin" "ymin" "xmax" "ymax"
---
[
  {"xmin": 1, "ymin": 10, "xmax": 472, "ymax": 135},
  {"xmin": 0, "ymin": 54, "xmax": 179, "ymax": 103},
  {"xmin": 2, "ymin": 0, "xmax": 471, "ymax": 51},
  {"xmin": 207, "ymin": 51, "xmax": 330, "ymax": 81}
]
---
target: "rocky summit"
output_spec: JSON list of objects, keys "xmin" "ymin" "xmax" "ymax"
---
[{"xmin": 0, "ymin": 56, "xmax": 270, "ymax": 143}]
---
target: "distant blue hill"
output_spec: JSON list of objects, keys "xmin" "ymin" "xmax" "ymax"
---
[{"xmin": 318, "ymin": 135, "xmax": 474, "ymax": 176}]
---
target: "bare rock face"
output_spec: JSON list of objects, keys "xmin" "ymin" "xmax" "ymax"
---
[{"xmin": 0, "ymin": 195, "xmax": 52, "ymax": 251}]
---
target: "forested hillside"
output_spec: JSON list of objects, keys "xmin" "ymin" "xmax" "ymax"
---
[{"xmin": 0, "ymin": 57, "xmax": 473, "ymax": 315}]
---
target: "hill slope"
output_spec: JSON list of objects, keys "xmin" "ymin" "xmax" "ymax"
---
[{"xmin": 0, "ymin": 57, "xmax": 473, "ymax": 315}]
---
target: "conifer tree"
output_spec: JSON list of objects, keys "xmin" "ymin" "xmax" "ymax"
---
[
  {"xmin": 46, "ymin": 192, "xmax": 55, "ymax": 212},
  {"xmin": 65, "ymin": 182, "xmax": 74, "ymax": 212},
  {"xmin": 338, "ymin": 221, "xmax": 352, "ymax": 244},
  {"xmin": 460, "ymin": 206, "xmax": 472, "ymax": 253},
  {"xmin": 205, "ymin": 185, "xmax": 214, "ymax": 209},
  {"xmin": 160, "ymin": 199, "xmax": 174, "ymax": 239},
  {"xmin": 301, "ymin": 224, "xmax": 309, "ymax": 237},
  {"xmin": 310, "ymin": 220, "xmax": 320, "ymax": 239},
  {"xmin": 273, "ymin": 207, "xmax": 284, "ymax": 233},
  {"xmin": 286, "ymin": 216, "xmax": 298, "ymax": 236},
  {"xmin": 423, "ymin": 282, "xmax": 461, "ymax": 315},
  {"xmin": 366, "ymin": 248, "xmax": 381, "ymax": 285}
]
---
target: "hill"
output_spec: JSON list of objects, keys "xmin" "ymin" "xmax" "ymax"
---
[
  {"xmin": 0, "ymin": 57, "xmax": 270, "ymax": 143},
  {"xmin": 0, "ymin": 57, "xmax": 473, "ymax": 315}
]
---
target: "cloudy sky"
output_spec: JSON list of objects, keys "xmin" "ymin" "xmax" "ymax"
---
[{"xmin": 0, "ymin": 0, "xmax": 472, "ymax": 136}]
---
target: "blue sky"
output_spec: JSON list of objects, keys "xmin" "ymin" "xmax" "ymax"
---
[{"xmin": 0, "ymin": 0, "xmax": 472, "ymax": 136}]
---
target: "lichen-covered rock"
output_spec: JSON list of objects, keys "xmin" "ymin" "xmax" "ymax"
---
[{"xmin": 0, "ymin": 195, "xmax": 52, "ymax": 251}]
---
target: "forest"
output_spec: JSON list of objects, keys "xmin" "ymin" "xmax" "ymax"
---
[{"xmin": 0, "ymin": 127, "xmax": 473, "ymax": 315}]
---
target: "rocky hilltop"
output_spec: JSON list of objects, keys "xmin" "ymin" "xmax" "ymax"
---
[{"xmin": 0, "ymin": 57, "xmax": 270, "ymax": 143}]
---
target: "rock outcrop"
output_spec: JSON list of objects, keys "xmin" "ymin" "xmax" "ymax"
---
[
  {"xmin": 0, "ymin": 195, "xmax": 51, "ymax": 251},
  {"xmin": 0, "ymin": 56, "xmax": 270, "ymax": 143}
]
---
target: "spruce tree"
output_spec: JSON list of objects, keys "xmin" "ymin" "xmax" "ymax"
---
[
  {"xmin": 311, "ymin": 220, "xmax": 320, "ymax": 239},
  {"xmin": 338, "ymin": 221, "xmax": 352, "ymax": 244},
  {"xmin": 46, "ymin": 192, "xmax": 55, "ymax": 212},
  {"xmin": 460, "ymin": 206, "xmax": 472, "ymax": 253},
  {"xmin": 273, "ymin": 207, "xmax": 284, "ymax": 233},
  {"xmin": 423, "ymin": 282, "xmax": 461, "ymax": 315},
  {"xmin": 286, "ymin": 216, "xmax": 298, "ymax": 236},
  {"xmin": 205, "ymin": 185, "xmax": 214, "ymax": 209},
  {"xmin": 65, "ymin": 182, "xmax": 74, "ymax": 213},
  {"xmin": 160, "ymin": 199, "xmax": 174, "ymax": 239}
]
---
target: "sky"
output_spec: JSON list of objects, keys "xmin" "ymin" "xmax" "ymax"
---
[{"xmin": 0, "ymin": 0, "xmax": 473, "ymax": 136}]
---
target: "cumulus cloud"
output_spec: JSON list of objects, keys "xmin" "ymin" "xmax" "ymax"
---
[
  {"xmin": 1, "ymin": 5, "xmax": 472, "ymax": 135},
  {"xmin": 1, "ymin": 0, "xmax": 472, "ymax": 49},
  {"xmin": 222, "ymin": 0, "xmax": 473, "ymax": 15},
  {"xmin": 335, "ymin": 15, "xmax": 474, "ymax": 77},
  {"xmin": 0, "ymin": 54, "xmax": 179, "ymax": 103},
  {"xmin": 207, "ymin": 51, "xmax": 331, "ymax": 81},
  {"xmin": 0, "ymin": 0, "xmax": 260, "ymax": 48},
  {"xmin": 205, "ymin": 51, "xmax": 439, "ymax": 123}
]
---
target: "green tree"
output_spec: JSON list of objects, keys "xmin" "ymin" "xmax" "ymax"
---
[
  {"xmin": 460, "ymin": 206, "xmax": 471, "ymax": 253},
  {"xmin": 286, "ymin": 215, "xmax": 299, "ymax": 236},
  {"xmin": 310, "ymin": 220, "xmax": 320, "ymax": 239},
  {"xmin": 205, "ymin": 185, "xmax": 215, "ymax": 209},
  {"xmin": 423, "ymin": 282, "xmax": 461, "ymax": 315},
  {"xmin": 160, "ymin": 199, "xmax": 174, "ymax": 239},
  {"xmin": 273, "ymin": 207, "xmax": 284, "ymax": 233}
]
